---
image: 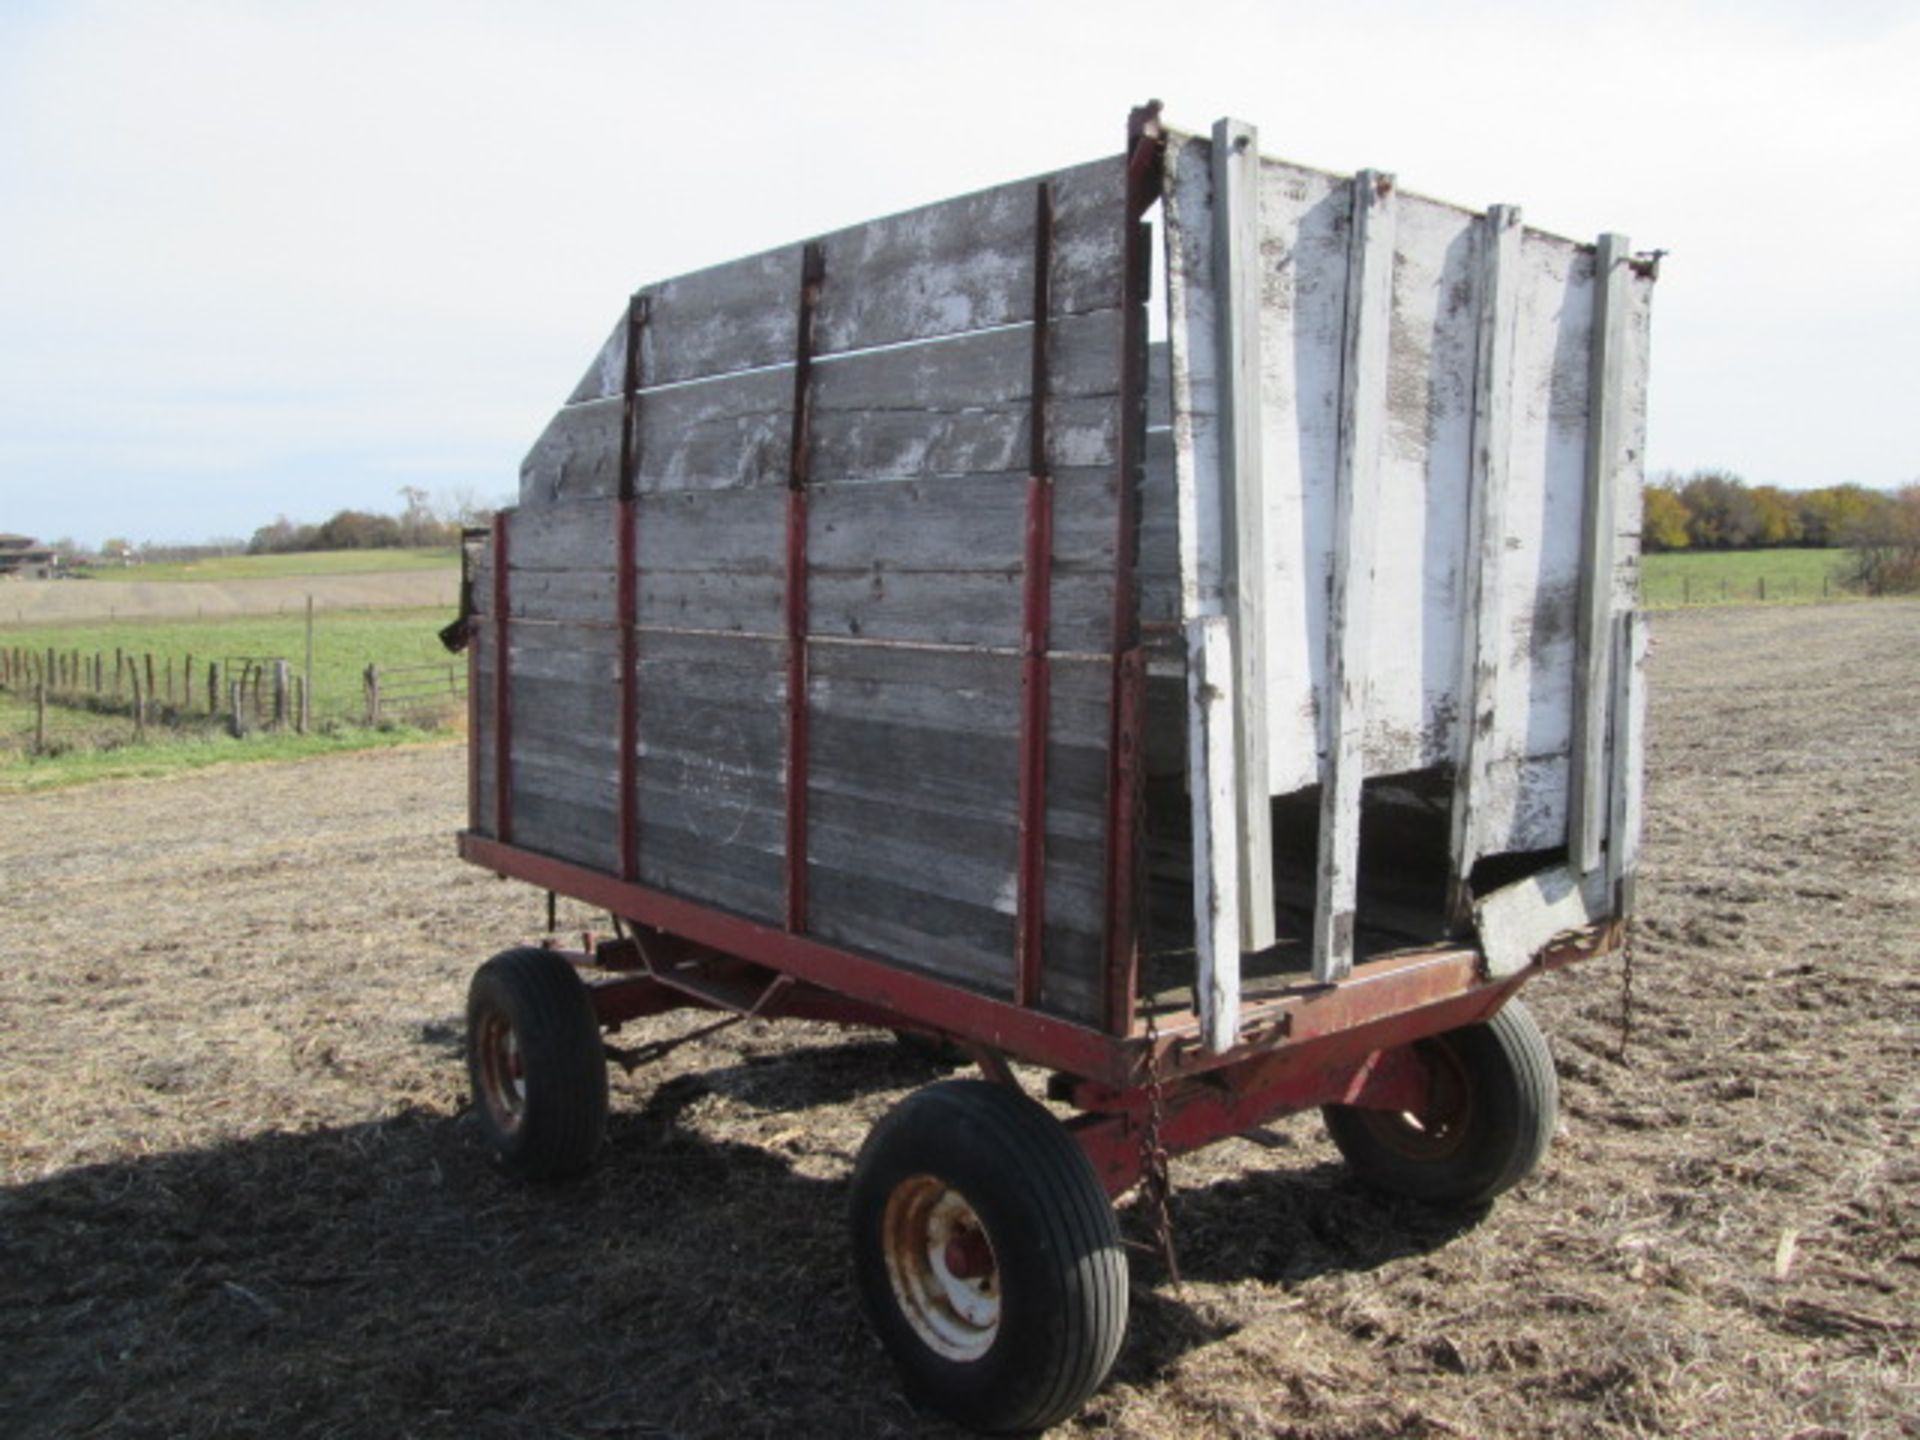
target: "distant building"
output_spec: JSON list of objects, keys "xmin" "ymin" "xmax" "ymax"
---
[{"xmin": 0, "ymin": 533, "xmax": 59, "ymax": 579}]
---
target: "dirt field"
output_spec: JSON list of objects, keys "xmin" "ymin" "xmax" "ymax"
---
[
  {"xmin": 3, "ymin": 601, "xmax": 1915, "ymax": 1438},
  {"xmin": 1, "ymin": 569, "xmax": 454, "ymax": 625}
]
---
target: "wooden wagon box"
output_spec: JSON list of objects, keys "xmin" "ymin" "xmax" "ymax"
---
[
  {"xmin": 459, "ymin": 104, "xmax": 1652, "ymax": 1063},
  {"xmin": 451, "ymin": 104, "xmax": 1656, "ymax": 1430}
]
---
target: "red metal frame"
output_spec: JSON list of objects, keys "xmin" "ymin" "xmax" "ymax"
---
[
  {"xmin": 1067, "ymin": 1031, "xmax": 1445, "ymax": 1197},
  {"xmin": 785, "ymin": 241, "xmax": 825, "ymax": 934},
  {"xmin": 616, "ymin": 292, "xmax": 648, "ymax": 881},
  {"xmin": 1101, "ymin": 103, "xmax": 1164, "ymax": 1034},
  {"xmin": 461, "ymin": 829, "xmax": 1611, "ymax": 1098},
  {"xmin": 1015, "ymin": 179, "xmax": 1056, "ymax": 1009},
  {"xmin": 490, "ymin": 510, "xmax": 512, "ymax": 845},
  {"xmin": 461, "ymin": 830, "xmax": 1129, "ymax": 1084},
  {"xmin": 466, "ymin": 602, "xmax": 480, "ymax": 830}
]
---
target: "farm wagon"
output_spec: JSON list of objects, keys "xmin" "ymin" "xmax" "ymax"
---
[{"xmin": 452, "ymin": 103, "xmax": 1656, "ymax": 1431}]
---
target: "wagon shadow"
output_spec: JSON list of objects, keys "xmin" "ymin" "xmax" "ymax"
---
[
  {"xmin": 0, "ymin": 1107, "xmax": 950, "ymax": 1439},
  {"xmin": 3, "ymin": 1066, "xmax": 1489, "ymax": 1438},
  {"xmin": 637, "ymin": 1033, "xmax": 966, "ymax": 1115}
]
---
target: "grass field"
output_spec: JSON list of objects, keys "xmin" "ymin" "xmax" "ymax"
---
[
  {"xmin": 0, "ymin": 607, "xmax": 464, "ymax": 789},
  {"xmin": 86, "ymin": 547, "xmax": 460, "ymax": 583},
  {"xmin": 0, "ymin": 688, "xmax": 446, "ymax": 792},
  {"xmin": 1641, "ymin": 546, "xmax": 1852, "ymax": 607},
  {"xmin": 0, "ymin": 607, "xmax": 459, "ymax": 720}
]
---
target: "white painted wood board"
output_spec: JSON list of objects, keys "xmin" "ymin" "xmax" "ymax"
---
[
  {"xmin": 1185, "ymin": 615, "xmax": 1240, "ymax": 1052},
  {"xmin": 1160, "ymin": 129, "xmax": 1654, "ymax": 868}
]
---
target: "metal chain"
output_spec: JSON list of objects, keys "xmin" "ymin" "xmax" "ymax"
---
[
  {"xmin": 1613, "ymin": 921, "xmax": 1636, "ymax": 1063},
  {"xmin": 1138, "ymin": 1003, "xmax": 1180, "ymax": 1286}
]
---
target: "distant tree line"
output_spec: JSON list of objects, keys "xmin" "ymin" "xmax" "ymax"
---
[
  {"xmin": 1645, "ymin": 470, "xmax": 1920, "ymax": 595},
  {"xmin": 1644, "ymin": 471, "xmax": 1896, "ymax": 551},
  {"xmin": 248, "ymin": 487, "xmax": 492, "ymax": 555}
]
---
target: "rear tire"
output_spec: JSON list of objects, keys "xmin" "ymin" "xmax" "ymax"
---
[
  {"xmin": 466, "ymin": 947, "xmax": 608, "ymax": 1180},
  {"xmin": 1322, "ymin": 998, "xmax": 1558, "ymax": 1205},
  {"xmin": 849, "ymin": 1080, "xmax": 1128, "ymax": 1433}
]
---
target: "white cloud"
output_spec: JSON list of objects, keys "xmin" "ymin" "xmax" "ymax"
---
[{"xmin": 1, "ymin": 0, "xmax": 1914, "ymax": 543}]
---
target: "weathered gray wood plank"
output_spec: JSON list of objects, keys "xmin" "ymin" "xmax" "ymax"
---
[
  {"xmin": 807, "ymin": 866, "xmax": 1016, "ymax": 997},
  {"xmin": 1137, "ymin": 428, "xmax": 1178, "ymax": 627},
  {"xmin": 569, "ymin": 248, "xmax": 800, "ymax": 399},
  {"xmin": 1605, "ymin": 608, "xmax": 1646, "ymax": 911},
  {"xmin": 637, "ymin": 487, "xmax": 787, "ymax": 633},
  {"xmin": 529, "ymin": 309, "xmax": 1122, "ymax": 506},
  {"xmin": 633, "ymin": 630, "xmax": 788, "ymax": 923},
  {"xmin": 808, "ymin": 469, "xmax": 1115, "ymax": 652},
  {"xmin": 565, "ymin": 156, "xmax": 1123, "ymax": 404},
  {"xmin": 1312, "ymin": 171, "xmax": 1397, "ymax": 984},
  {"xmin": 1569, "ymin": 232, "xmax": 1631, "ymax": 875},
  {"xmin": 810, "ymin": 156, "xmax": 1124, "ymax": 358},
  {"xmin": 1448, "ymin": 203, "xmax": 1523, "ymax": 925}
]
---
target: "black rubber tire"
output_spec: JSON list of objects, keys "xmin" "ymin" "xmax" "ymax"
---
[
  {"xmin": 465, "ymin": 946, "xmax": 608, "ymax": 1181},
  {"xmin": 848, "ymin": 1080, "xmax": 1128, "ymax": 1433},
  {"xmin": 1322, "ymin": 997, "xmax": 1558, "ymax": 1206}
]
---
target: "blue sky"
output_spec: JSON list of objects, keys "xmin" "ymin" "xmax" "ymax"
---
[{"xmin": 2, "ymin": 0, "xmax": 1915, "ymax": 546}]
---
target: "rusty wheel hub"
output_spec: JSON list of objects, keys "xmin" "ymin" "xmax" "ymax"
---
[
  {"xmin": 475, "ymin": 1009, "xmax": 528, "ymax": 1135},
  {"xmin": 881, "ymin": 1175, "xmax": 1001, "ymax": 1360}
]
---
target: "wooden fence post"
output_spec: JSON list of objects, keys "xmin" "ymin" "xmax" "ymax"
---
[
  {"xmin": 35, "ymin": 679, "xmax": 47, "ymax": 752},
  {"xmin": 364, "ymin": 664, "xmax": 380, "ymax": 726},
  {"xmin": 114, "ymin": 648, "xmax": 124, "ymax": 700},
  {"xmin": 294, "ymin": 675, "xmax": 308, "ymax": 735},
  {"xmin": 230, "ymin": 680, "xmax": 246, "ymax": 737},
  {"xmin": 145, "ymin": 653, "xmax": 156, "ymax": 700},
  {"xmin": 208, "ymin": 661, "xmax": 219, "ymax": 715},
  {"xmin": 273, "ymin": 660, "xmax": 289, "ymax": 729},
  {"xmin": 132, "ymin": 670, "xmax": 146, "ymax": 741}
]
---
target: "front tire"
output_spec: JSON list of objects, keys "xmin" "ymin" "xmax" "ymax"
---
[
  {"xmin": 1322, "ymin": 997, "xmax": 1558, "ymax": 1205},
  {"xmin": 849, "ymin": 1080, "xmax": 1128, "ymax": 1433},
  {"xmin": 466, "ymin": 946, "xmax": 608, "ymax": 1180}
]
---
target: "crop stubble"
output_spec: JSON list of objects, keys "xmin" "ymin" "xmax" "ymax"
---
[{"xmin": 1, "ymin": 601, "xmax": 1915, "ymax": 1438}]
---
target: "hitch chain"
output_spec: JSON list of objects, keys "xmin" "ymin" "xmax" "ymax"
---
[{"xmin": 1138, "ymin": 1004, "xmax": 1180, "ymax": 1286}]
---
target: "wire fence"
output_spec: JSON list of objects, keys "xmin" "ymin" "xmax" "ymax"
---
[
  {"xmin": 1640, "ymin": 568, "xmax": 1853, "ymax": 610},
  {"xmin": 363, "ymin": 661, "xmax": 467, "ymax": 725},
  {"xmin": 0, "ymin": 643, "xmax": 466, "ymax": 757}
]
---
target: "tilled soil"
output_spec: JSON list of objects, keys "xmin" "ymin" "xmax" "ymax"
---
[
  {"xmin": 2, "ymin": 600, "xmax": 1915, "ymax": 1439},
  {"xmin": 1, "ymin": 570, "xmax": 453, "ymax": 625}
]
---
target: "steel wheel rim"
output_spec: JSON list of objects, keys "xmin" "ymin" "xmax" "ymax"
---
[
  {"xmin": 881, "ymin": 1175, "xmax": 1001, "ymax": 1361},
  {"xmin": 476, "ymin": 1009, "xmax": 528, "ymax": 1134},
  {"xmin": 1357, "ymin": 1038, "xmax": 1473, "ymax": 1162}
]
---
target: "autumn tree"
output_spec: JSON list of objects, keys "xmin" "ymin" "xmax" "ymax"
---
[
  {"xmin": 1642, "ymin": 483, "xmax": 1691, "ymax": 551},
  {"xmin": 1749, "ymin": 485, "xmax": 1803, "ymax": 547},
  {"xmin": 1678, "ymin": 470, "xmax": 1761, "ymax": 549},
  {"xmin": 1840, "ymin": 484, "xmax": 1920, "ymax": 594}
]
